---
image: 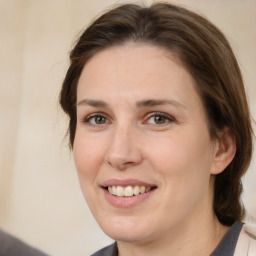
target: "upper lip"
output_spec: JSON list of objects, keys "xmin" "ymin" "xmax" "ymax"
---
[{"xmin": 101, "ymin": 179, "xmax": 157, "ymax": 188}]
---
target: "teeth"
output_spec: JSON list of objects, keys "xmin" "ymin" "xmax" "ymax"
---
[
  {"xmin": 145, "ymin": 187, "xmax": 151, "ymax": 192},
  {"xmin": 134, "ymin": 185, "xmax": 140, "ymax": 195},
  {"xmin": 116, "ymin": 186, "xmax": 125, "ymax": 196},
  {"xmin": 112, "ymin": 186, "xmax": 117, "ymax": 195},
  {"xmin": 107, "ymin": 185, "xmax": 152, "ymax": 197},
  {"xmin": 124, "ymin": 186, "xmax": 133, "ymax": 197}
]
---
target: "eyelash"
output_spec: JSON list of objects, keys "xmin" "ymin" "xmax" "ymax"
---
[
  {"xmin": 82, "ymin": 112, "xmax": 175, "ymax": 126},
  {"xmin": 83, "ymin": 112, "xmax": 109, "ymax": 126},
  {"xmin": 145, "ymin": 112, "xmax": 175, "ymax": 125}
]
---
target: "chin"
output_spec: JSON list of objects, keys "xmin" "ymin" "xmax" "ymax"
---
[
  {"xmin": 98, "ymin": 215, "xmax": 154, "ymax": 243},
  {"xmin": 105, "ymin": 229, "xmax": 152, "ymax": 244}
]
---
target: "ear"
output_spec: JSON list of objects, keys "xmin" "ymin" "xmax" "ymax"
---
[{"xmin": 210, "ymin": 127, "xmax": 236, "ymax": 175}]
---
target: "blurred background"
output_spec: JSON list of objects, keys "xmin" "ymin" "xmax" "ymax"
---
[{"xmin": 0, "ymin": 0, "xmax": 255, "ymax": 255}]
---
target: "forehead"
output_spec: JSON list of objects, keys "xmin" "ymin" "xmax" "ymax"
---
[
  {"xmin": 76, "ymin": 44, "xmax": 202, "ymax": 110},
  {"xmin": 78, "ymin": 43, "xmax": 194, "ymax": 94}
]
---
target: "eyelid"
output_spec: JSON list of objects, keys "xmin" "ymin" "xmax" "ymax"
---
[
  {"xmin": 83, "ymin": 112, "xmax": 111, "ymax": 124},
  {"xmin": 144, "ymin": 111, "xmax": 175, "ymax": 124}
]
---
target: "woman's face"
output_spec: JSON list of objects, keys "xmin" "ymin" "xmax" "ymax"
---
[{"xmin": 74, "ymin": 44, "xmax": 219, "ymax": 243}]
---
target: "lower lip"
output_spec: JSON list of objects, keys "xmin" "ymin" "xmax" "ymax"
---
[{"xmin": 103, "ymin": 188, "xmax": 156, "ymax": 208}]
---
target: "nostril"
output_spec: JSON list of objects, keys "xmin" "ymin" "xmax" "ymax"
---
[{"xmin": 104, "ymin": 136, "xmax": 143, "ymax": 170}]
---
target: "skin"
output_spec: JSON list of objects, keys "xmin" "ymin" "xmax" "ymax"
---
[{"xmin": 73, "ymin": 44, "xmax": 236, "ymax": 256}]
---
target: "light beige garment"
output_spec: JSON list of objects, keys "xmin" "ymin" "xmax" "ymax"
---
[{"xmin": 234, "ymin": 224, "xmax": 256, "ymax": 256}]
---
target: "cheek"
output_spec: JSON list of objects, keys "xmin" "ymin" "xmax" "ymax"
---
[
  {"xmin": 145, "ymin": 132, "xmax": 213, "ymax": 217},
  {"xmin": 144, "ymin": 130, "xmax": 214, "ymax": 190},
  {"xmin": 73, "ymin": 135, "xmax": 108, "ymax": 217},
  {"xmin": 73, "ymin": 134, "xmax": 105, "ymax": 190}
]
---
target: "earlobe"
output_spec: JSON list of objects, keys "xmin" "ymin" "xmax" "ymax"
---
[{"xmin": 210, "ymin": 128, "xmax": 236, "ymax": 175}]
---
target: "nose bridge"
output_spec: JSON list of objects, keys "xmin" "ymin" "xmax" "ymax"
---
[
  {"xmin": 105, "ymin": 121, "xmax": 142, "ymax": 169},
  {"xmin": 113, "ymin": 122, "xmax": 131, "ymax": 148}
]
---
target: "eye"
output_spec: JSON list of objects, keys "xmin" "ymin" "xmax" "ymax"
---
[
  {"xmin": 146, "ymin": 112, "xmax": 174, "ymax": 125},
  {"xmin": 91, "ymin": 116, "xmax": 107, "ymax": 125},
  {"xmin": 83, "ymin": 113, "xmax": 109, "ymax": 125}
]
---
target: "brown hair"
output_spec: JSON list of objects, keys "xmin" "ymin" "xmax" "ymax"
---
[{"xmin": 60, "ymin": 3, "xmax": 253, "ymax": 226}]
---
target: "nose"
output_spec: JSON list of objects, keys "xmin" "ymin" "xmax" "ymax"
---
[{"xmin": 104, "ymin": 125, "xmax": 143, "ymax": 170}]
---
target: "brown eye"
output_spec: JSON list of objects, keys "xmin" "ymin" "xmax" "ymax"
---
[
  {"xmin": 154, "ymin": 115, "xmax": 167, "ymax": 124},
  {"xmin": 147, "ymin": 113, "xmax": 174, "ymax": 125},
  {"xmin": 84, "ymin": 114, "xmax": 109, "ymax": 125},
  {"xmin": 93, "ymin": 116, "xmax": 106, "ymax": 124}
]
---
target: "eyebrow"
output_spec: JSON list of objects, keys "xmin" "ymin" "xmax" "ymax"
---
[
  {"xmin": 77, "ymin": 98, "xmax": 186, "ymax": 109},
  {"xmin": 77, "ymin": 99, "xmax": 108, "ymax": 107},
  {"xmin": 136, "ymin": 99, "xmax": 186, "ymax": 109}
]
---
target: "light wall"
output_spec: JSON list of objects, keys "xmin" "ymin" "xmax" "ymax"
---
[{"xmin": 0, "ymin": 0, "xmax": 255, "ymax": 255}]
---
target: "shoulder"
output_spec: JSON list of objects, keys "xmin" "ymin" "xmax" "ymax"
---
[
  {"xmin": 234, "ymin": 223, "xmax": 256, "ymax": 255},
  {"xmin": 0, "ymin": 229, "xmax": 48, "ymax": 256},
  {"xmin": 91, "ymin": 242, "xmax": 118, "ymax": 256}
]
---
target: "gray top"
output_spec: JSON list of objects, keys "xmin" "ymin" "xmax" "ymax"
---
[
  {"xmin": 91, "ymin": 221, "xmax": 244, "ymax": 256},
  {"xmin": 0, "ymin": 229, "xmax": 48, "ymax": 256},
  {"xmin": 211, "ymin": 221, "xmax": 244, "ymax": 256},
  {"xmin": 91, "ymin": 242, "xmax": 117, "ymax": 256}
]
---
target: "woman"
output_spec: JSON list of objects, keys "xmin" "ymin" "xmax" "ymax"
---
[{"xmin": 60, "ymin": 3, "xmax": 255, "ymax": 255}]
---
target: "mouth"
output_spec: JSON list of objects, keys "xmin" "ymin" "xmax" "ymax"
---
[
  {"xmin": 101, "ymin": 179, "xmax": 157, "ymax": 207},
  {"xmin": 106, "ymin": 185, "xmax": 155, "ymax": 197}
]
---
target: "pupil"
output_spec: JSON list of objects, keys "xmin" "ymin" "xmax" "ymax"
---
[
  {"xmin": 155, "ymin": 116, "xmax": 165, "ymax": 124},
  {"xmin": 96, "ymin": 116, "xmax": 105, "ymax": 124}
]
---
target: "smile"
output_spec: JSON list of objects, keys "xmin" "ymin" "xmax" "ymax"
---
[
  {"xmin": 102, "ymin": 179, "xmax": 157, "ymax": 207},
  {"xmin": 108, "ymin": 185, "xmax": 152, "ymax": 197}
]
